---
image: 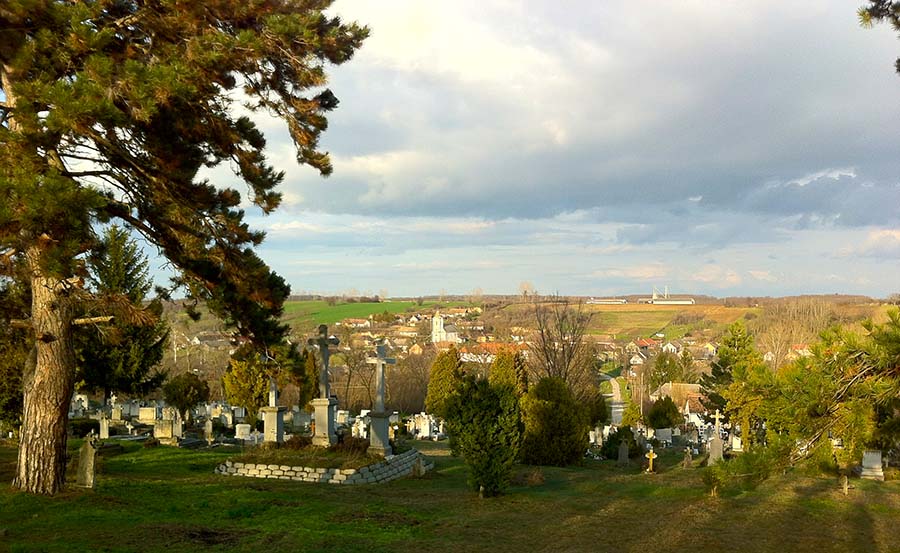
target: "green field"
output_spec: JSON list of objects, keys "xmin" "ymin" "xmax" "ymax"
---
[
  {"xmin": 281, "ymin": 300, "xmax": 474, "ymax": 332},
  {"xmin": 1, "ymin": 440, "xmax": 898, "ymax": 552}
]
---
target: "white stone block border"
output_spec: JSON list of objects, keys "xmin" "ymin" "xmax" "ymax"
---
[{"xmin": 214, "ymin": 448, "xmax": 434, "ymax": 485}]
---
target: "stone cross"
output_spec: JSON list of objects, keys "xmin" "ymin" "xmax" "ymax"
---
[
  {"xmin": 645, "ymin": 447, "xmax": 658, "ymax": 473},
  {"xmin": 308, "ymin": 324, "xmax": 340, "ymax": 398},
  {"xmin": 268, "ymin": 377, "xmax": 278, "ymax": 408},
  {"xmin": 713, "ymin": 409, "xmax": 723, "ymax": 435},
  {"xmin": 366, "ymin": 342, "xmax": 396, "ymax": 413}
]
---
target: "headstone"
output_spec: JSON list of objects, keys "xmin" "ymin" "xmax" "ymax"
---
[
  {"xmin": 162, "ymin": 406, "xmax": 178, "ymax": 421},
  {"xmin": 99, "ymin": 416, "xmax": 110, "ymax": 440},
  {"xmin": 708, "ymin": 409, "xmax": 725, "ymax": 465},
  {"xmin": 336, "ymin": 410, "xmax": 350, "ymax": 425},
  {"xmin": 861, "ymin": 450, "xmax": 885, "ymax": 481},
  {"xmin": 731, "ymin": 435, "xmax": 743, "ymax": 452},
  {"xmin": 655, "ymin": 428, "xmax": 673, "ymax": 445},
  {"xmin": 125, "ymin": 421, "xmax": 134, "ymax": 435},
  {"xmin": 683, "ymin": 447, "xmax": 693, "ymax": 469},
  {"xmin": 220, "ymin": 411, "xmax": 234, "ymax": 429},
  {"xmin": 235, "ymin": 423, "xmax": 252, "ymax": 441},
  {"xmin": 589, "ymin": 430, "xmax": 597, "ymax": 445},
  {"xmin": 232, "ymin": 406, "xmax": 246, "ymax": 420},
  {"xmin": 138, "ymin": 407, "xmax": 157, "ymax": 424},
  {"xmin": 110, "ymin": 407, "xmax": 122, "ymax": 421},
  {"xmin": 204, "ymin": 418, "xmax": 214, "ymax": 446},
  {"xmin": 75, "ymin": 434, "xmax": 98, "ymax": 488},
  {"xmin": 260, "ymin": 406, "xmax": 286, "ymax": 443},
  {"xmin": 154, "ymin": 419, "xmax": 175, "ymax": 444},
  {"xmin": 172, "ymin": 418, "xmax": 183, "ymax": 439},
  {"xmin": 367, "ymin": 342, "xmax": 396, "ymax": 457},
  {"xmin": 708, "ymin": 436, "xmax": 724, "ymax": 465},
  {"xmin": 617, "ymin": 440, "xmax": 630, "ymax": 466},
  {"xmin": 645, "ymin": 447, "xmax": 658, "ymax": 473}
]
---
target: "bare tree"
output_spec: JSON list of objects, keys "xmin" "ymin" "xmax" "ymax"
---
[
  {"xmin": 386, "ymin": 348, "xmax": 435, "ymax": 414},
  {"xmin": 335, "ymin": 329, "xmax": 374, "ymax": 412},
  {"xmin": 528, "ymin": 296, "xmax": 595, "ymax": 396},
  {"xmin": 752, "ymin": 299, "xmax": 837, "ymax": 369}
]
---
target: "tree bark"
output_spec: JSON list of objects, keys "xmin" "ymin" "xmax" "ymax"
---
[{"xmin": 13, "ymin": 254, "xmax": 77, "ymax": 495}]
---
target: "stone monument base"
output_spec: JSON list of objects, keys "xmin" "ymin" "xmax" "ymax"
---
[
  {"xmin": 311, "ymin": 397, "xmax": 338, "ymax": 447},
  {"xmin": 260, "ymin": 406, "xmax": 286, "ymax": 443},
  {"xmin": 368, "ymin": 411, "xmax": 392, "ymax": 457}
]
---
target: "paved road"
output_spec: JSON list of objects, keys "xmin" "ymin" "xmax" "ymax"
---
[{"xmin": 600, "ymin": 374, "xmax": 625, "ymax": 425}]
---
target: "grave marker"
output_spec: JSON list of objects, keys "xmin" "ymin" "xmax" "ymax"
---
[
  {"xmin": 645, "ymin": 447, "xmax": 658, "ymax": 473},
  {"xmin": 367, "ymin": 342, "xmax": 396, "ymax": 457},
  {"xmin": 308, "ymin": 325, "xmax": 339, "ymax": 446}
]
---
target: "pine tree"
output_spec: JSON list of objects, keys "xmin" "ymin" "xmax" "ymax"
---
[
  {"xmin": 700, "ymin": 321, "xmax": 763, "ymax": 423},
  {"xmin": 0, "ymin": 2, "xmax": 366, "ymax": 494},
  {"xmin": 75, "ymin": 226, "xmax": 167, "ymax": 403},
  {"xmin": 425, "ymin": 346, "xmax": 464, "ymax": 418}
]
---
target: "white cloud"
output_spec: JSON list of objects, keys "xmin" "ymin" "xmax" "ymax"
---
[
  {"xmin": 690, "ymin": 265, "xmax": 742, "ymax": 286},
  {"xmin": 786, "ymin": 167, "xmax": 857, "ymax": 187},
  {"xmin": 594, "ymin": 264, "xmax": 668, "ymax": 280},
  {"xmin": 748, "ymin": 270, "xmax": 777, "ymax": 282}
]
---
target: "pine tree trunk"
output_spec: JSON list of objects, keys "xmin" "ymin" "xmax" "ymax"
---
[{"xmin": 13, "ymin": 262, "xmax": 76, "ymax": 495}]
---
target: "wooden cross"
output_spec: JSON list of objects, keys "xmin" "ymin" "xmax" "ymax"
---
[
  {"xmin": 307, "ymin": 324, "xmax": 340, "ymax": 399},
  {"xmin": 645, "ymin": 447, "xmax": 658, "ymax": 472},
  {"xmin": 366, "ymin": 342, "xmax": 396, "ymax": 413}
]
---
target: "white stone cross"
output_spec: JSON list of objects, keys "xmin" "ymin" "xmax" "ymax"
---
[
  {"xmin": 366, "ymin": 342, "xmax": 396, "ymax": 413},
  {"xmin": 713, "ymin": 409, "xmax": 723, "ymax": 434},
  {"xmin": 308, "ymin": 324, "xmax": 340, "ymax": 398}
]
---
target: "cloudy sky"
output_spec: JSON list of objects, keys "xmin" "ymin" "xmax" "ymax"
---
[{"xmin": 218, "ymin": 1, "xmax": 900, "ymax": 298}]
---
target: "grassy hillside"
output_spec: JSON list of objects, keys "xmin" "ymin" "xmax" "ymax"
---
[
  {"xmin": 1, "ymin": 440, "xmax": 897, "ymax": 552},
  {"xmin": 281, "ymin": 300, "xmax": 474, "ymax": 333}
]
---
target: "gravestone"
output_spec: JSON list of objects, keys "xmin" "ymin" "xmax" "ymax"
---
[
  {"xmin": 645, "ymin": 447, "xmax": 658, "ymax": 473},
  {"xmin": 99, "ymin": 416, "xmax": 110, "ymax": 440},
  {"xmin": 138, "ymin": 407, "xmax": 157, "ymax": 424},
  {"xmin": 235, "ymin": 423, "xmax": 252, "ymax": 441},
  {"xmin": 75, "ymin": 434, "xmax": 98, "ymax": 488},
  {"xmin": 708, "ymin": 409, "xmax": 725, "ymax": 466},
  {"xmin": 204, "ymin": 418, "xmax": 214, "ymax": 446},
  {"xmin": 861, "ymin": 450, "xmax": 885, "ymax": 481},
  {"xmin": 367, "ymin": 342, "xmax": 396, "ymax": 457},
  {"xmin": 154, "ymin": 419, "xmax": 175, "ymax": 444},
  {"xmin": 308, "ymin": 325, "xmax": 339, "ymax": 447},
  {"xmin": 336, "ymin": 410, "xmax": 351, "ymax": 425},
  {"xmin": 655, "ymin": 428, "xmax": 673, "ymax": 445},
  {"xmin": 617, "ymin": 440, "xmax": 630, "ymax": 466},
  {"xmin": 232, "ymin": 406, "xmax": 246, "ymax": 420},
  {"xmin": 220, "ymin": 411, "xmax": 234, "ymax": 429},
  {"xmin": 731, "ymin": 435, "xmax": 743, "ymax": 452},
  {"xmin": 110, "ymin": 407, "xmax": 122, "ymax": 421},
  {"xmin": 172, "ymin": 417, "xmax": 183, "ymax": 439},
  {"xmin": 683, "ymin": 447, "xmax": 693, "ymax": 469}
]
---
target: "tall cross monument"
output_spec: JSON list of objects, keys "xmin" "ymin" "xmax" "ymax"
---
[
  {"xmin": 367, "ymin": 342, "xmax": 396, "ymax": 457},
  {"xmin": 308, "ymin": 324, "xmax": 340, "ymax": 446}
]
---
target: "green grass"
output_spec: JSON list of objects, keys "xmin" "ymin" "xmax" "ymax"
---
[
  {"xmin": 281, "ymin": 300, "xmax": 474, "ymax": 331},
  {"xmin": 2, "ymin": 440, "xmax": 899, "ymax": 552}
]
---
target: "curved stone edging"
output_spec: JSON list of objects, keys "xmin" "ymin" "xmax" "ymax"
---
[{"xmin": 214, "ymin": 448, "xmax": 434, "ymax": 484}]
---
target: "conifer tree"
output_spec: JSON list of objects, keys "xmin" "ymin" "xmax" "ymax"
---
[
  {"xmin": 75, "ymin": 226, "xmax": 167, "ymax": 403},
  {"xmin": 223, "ymin": 357, "xmax": 268, "ymax": 427},
  {"xmin": 425, "ymin": 346, "xmax": 463, "ymax": 418},
  {"xmin": 700, "ymin": 321, "xmax": 762, "ymax": 423},
  {"xmin": 0, "ymin": 2, "xmax": 366, "ymax": 494},
  {"xmin": 488, "ymin": 348, "xmax": 528, "ymax": 396}
]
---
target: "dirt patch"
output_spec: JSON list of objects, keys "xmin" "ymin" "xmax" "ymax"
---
[{"xmin": 130, "ymin": 524, "xmax": 241, "ymax": 548}]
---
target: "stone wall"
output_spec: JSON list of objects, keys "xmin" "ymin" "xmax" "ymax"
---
[{"xmin": 214, "ymin": 448, "xmax": 434, "ymax": 485}]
